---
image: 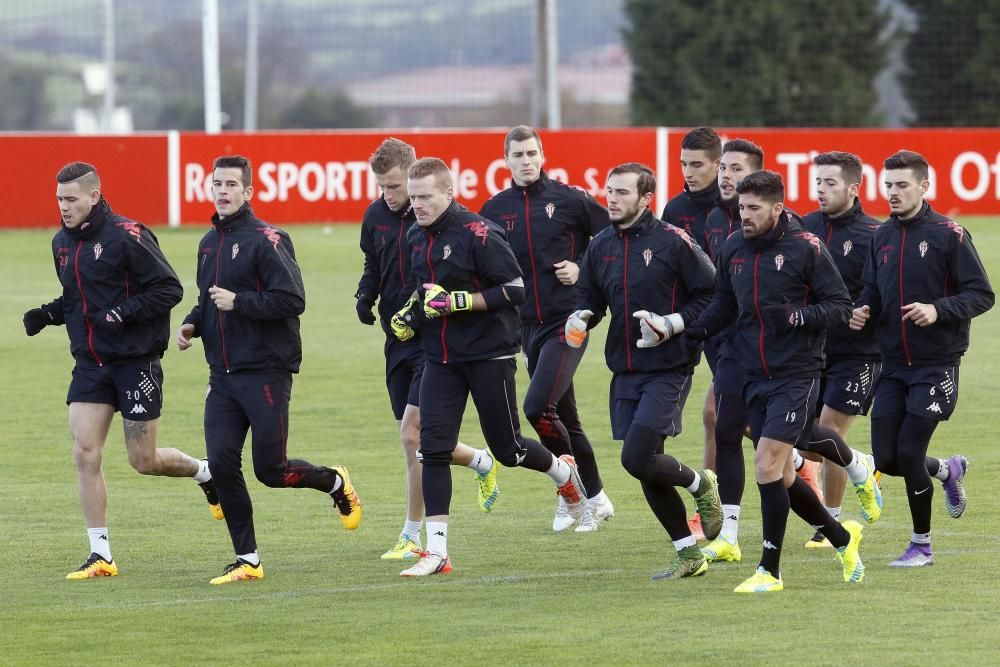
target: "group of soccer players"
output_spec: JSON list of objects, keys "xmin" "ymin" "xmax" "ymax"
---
[{"xmin": 26, "ymin": 124, "xmax": 993, "ymax": 592}]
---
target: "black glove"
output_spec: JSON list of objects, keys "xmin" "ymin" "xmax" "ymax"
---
[
  {"xmin": 96, "ymin": 306, "xmax": 126, "ymax": 333},
  {"xmin": 355, "ymin": 294, "xmax": 376, "ymax": 325},
  {"xmin": 684, "ymin": 320, "xmax": 709, "ymax": 342},
  {"xmin": 23, "ymin": 307, "xmax": 54, "ymax": 336},
  {"xmin": 761, "ymin": 304, "xmax": 805, "ymax": 334}
]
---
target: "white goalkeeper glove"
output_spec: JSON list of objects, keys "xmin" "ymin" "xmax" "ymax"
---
[
  {"xmin": 564, "ymin": 309, "xmax": 594, "ymax": 348},
  {"xmin": 633, "ymin": 310, "xmax": 685, "ymax": 348}
]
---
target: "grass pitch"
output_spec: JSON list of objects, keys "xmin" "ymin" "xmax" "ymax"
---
[{"xmin": 1, "ymin": 219, "xmax": 998, "ymax": 665}]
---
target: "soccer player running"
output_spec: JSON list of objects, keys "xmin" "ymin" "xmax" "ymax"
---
[
  {"xmin": 800, "ymin": 151, "xmax": 884, "ymax": 547},
  {"xmin": 689, "ymin": 171, "xmax": 865, "ymax": 593},
  {"xmin": 659, "ymin": 127, "xmax": 723, "ymax": 540},
  {"xmin": 23, "ymin": 161, "xmax": 222, "ymax": 579},
  {"xmin": 479, "ymin": 125, "xmax": 613, "ymax": 532},
  {"xmin": 356, "ymin": 138, "xmax": 499, "ymax": 560},
  {"xmin": 850, "ymin": 150, "xmax": 994, "ymax": 567},
  {"xmin": 570, "ymin": 162, "xmax": 723, "ymax": 580},
  {"xmin": 395, "ymin": 158, "xmax": 586, "ymax": 577},
  {"xmin": 176, "ymin": 155, "xmax": 361, "ymax": 585}
]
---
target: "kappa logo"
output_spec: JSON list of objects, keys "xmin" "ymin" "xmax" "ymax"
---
[
  {"xmin": 130, "ymin": 404, "xmax": 147, "ymax": 415},
  {"xmin": 443, "ymin": 243, "xmax": 452, "ymax": 260},
  {"xmin": 843, "ymin": 239, "xmax": 853, "ymax": 256},
  {"xmin": 774, "ymin": 253, "xmax": 785, "ymax": 272},
  {"xmin": 258, "ymin": 225, "xmax": 281, "ymax": 249},
  {"xmin": 93, "ymin": 242, "xmax": 103, "ymax": 260},
  {"xmin": 545, "ymin": 201, "xmax": 556, "ymax": 219},
  {"xmin": 464, "ymin": 220, "xmax": 491, "ymax": 246},
  {"xmin": 927, "ymin": 401, "xmax": 942, "ymax": 413},
  {"xmin": 847, "ymin": 399, "xmax": 862, "ymax": 408},
  {"xmin": 116, "ymin": 221, "xmax": 143, "ymax": 243},
  {"xmin": 642, "ymin": 248, "xmax": 652, "ymax": 266},
  {"xmin": 232, "ymin": 242, "xmax": 240, "ymax": 259},
  {"xmin": 763, "ymin": 540, "xmax": 778, "ymax": 550},
  {"xmin": 919, "ymin": 240, "xmax": 928, "ymax": 258}
]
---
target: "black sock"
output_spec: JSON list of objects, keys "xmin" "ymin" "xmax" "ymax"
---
[
  {"xmin": 714, "ymin": 393, "xmax": 746, "ymax": 505},
  {"xmin": 758, "ymin": 479, "xmax": 789, "ymax": 577},
  {"xmin": 788, "ymin": 476, "xmax": 849, "ymax": 547},
  {"xmin": 899, "ymin": 415, "xmax": 939, "ymax": 534}
]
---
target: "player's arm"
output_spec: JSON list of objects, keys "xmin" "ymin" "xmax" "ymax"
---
[
  {"xmin": 218, "ymin": 231, "xmax": 305, "ymax": 319},
  {"xmin": 930, "ymin": 230, "xmax": 995, "ymax": 323},
  {"xmin": 355, "ymin": 218, "xmax": 380, "ymax": 324},
  {"xmin": 851, "ymin": 238, "xmax": 882, "ymax": 330},
  {"xmin": 687, "ymin": 241, "xmax": 738, "ymax": 339},
  {"xmin": 111, "ymin": 225, "xmax": 184, "ymax": 329}
]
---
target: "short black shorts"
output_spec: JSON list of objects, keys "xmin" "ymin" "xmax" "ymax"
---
[
  {"xmin": 870, "ymin": 365, "xmax": 959, "ymax": 422},
  {"xmin": 818, "ymin": 358, "xmax": 881, "ymax": 416},
  {"xmin": 744, "ymin": 376, "xmax": 820, "ymax": 447},
  {"xmin": 702, "ymin": 335, "xmax": 721, "ymax": 376},
  {"xmin": 610, "ymin": 371, "xmax": 693, "ymax": 440},
  {"xmin": 385, "ymin": 339, "xmax": 424, "ymax": 420},
  {"xmin": 67, "ymin": 359, "xmax": 164, "ymax": 421}
]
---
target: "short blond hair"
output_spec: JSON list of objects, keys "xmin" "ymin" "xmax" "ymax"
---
[
  {"xmin": 408, "ymin": 157, "xmax": 452, "ymax": 190},
  {"xmin": 370, "ymin": 138, "xmax": 416, "ymax": 175}
]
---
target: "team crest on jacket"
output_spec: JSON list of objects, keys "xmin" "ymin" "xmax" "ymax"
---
[
  {"xmin": 232, "ymin": 243, "xmax": 240, "ymax": 259},
  {"xmin": 93, "ymin": 242, "xmax": 103, "ymax": 260},
  {"xmin": 545, "ymin": 202, "xmax": 556, "ymax": 219},
  {"xmin": 642, "ymin": 248, "xmax": 652, "ymax": 266},
  {"xmin": 843, "ymin": 240, "xmax": 853, "ymax": 256},
  {"xmin": 443, "ymin": 244, "xmax": 452, "ymax": 260},
  {"xmin": 775, "ymin": 253, "xmax": 785, "ymax": 271},
  {"xmin": 919, "ymin": 240, "xmax": 928, "ymax": 258}
]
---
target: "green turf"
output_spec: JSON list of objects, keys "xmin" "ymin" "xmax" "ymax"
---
[{"xmin": 1, "ymin": 218, "xmax": 998, "ymax": 664}]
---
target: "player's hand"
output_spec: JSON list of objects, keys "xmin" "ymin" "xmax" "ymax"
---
[
  {"xmin": 96, "ymin": 305, "xmax": 126, "ymax": 333},
  {"xmin": 176, "ymin": 323, "xmax": 196, "ymax": 350},
  {"xmin": 553, "ymin": 260, "xmax": 580, "ymax": 285},
  {"xmin": 683, "ymin": 320, "xmax": 710, "ymax": 342},
  {"xmin": 355, "ymin": 294, "xmax": 376, "ymax": 325},
  {"xmin": 761, "ymin": 304, "xmax": 805, "ymax": 334},
  {"xmin": 423, "ymin": 283, "xmax": 472, "ymax": 318},
  {"xmin": 209, "ymin": 285, "xmax": 237, "ymax": 311},
  {"xmin": 633, "ymin": 310, "xmax": 684, "ymax": 348},
  {"xmin": 849, "ymin": 305, "xmax": 870, "ymax": 331},
  {"xmin": 564, "ymin": 309, "xmax": 594, "ymax": 348},
  {"xmin": 901, "ymin": 302, "xmax": 938, "ymax": 327},
  {"xmin": 22, "ymin": 306, "xmax": 54, "ymax": 336},
  {"xmin": 390, "ymin": 296, "xmax": 420, "ymax": 341}
]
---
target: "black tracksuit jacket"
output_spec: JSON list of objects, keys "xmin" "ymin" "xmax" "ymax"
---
[
  {"xmin": 857, "ymin": 202, "xmax": 994, "ymax": 369},
  {"xmin": 356, "ymin": 197, "xmax": 420, "ymax": 339},
  {"xmin": 704, "ymin": 196, "xmax": 741, "ymax": 263},
  {"xmin": 661, "ymin": 181, "xmax": 721, "ymax": 256},
  {"xmin": 576, "ymin": 209, "xmax": 716, "ymax": 375},
  {"xmin": 479, "ymin": 171, "xmax": 609, "ymax": 325},
  {"xmin": 183, "ymin": 204, "xmax": 306, "ymax": 374},
  {"xmin": 47, "ymin": 198, "xmax": 182, "ymax": 365},
  {"xmin": 802, "ymin": 198, "xmax": 881, "ymax": 361},
  {"xmin": 697, "ymin": 212, "xmax": 853, "ymax": 380},
  {"xmin": 406, "ymin": 201, "xmax": 523, "ymax": 364}
]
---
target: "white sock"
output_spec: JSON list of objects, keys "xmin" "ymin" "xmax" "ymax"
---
[
  {"xmin": 686, "ymin": 470, "xmax": 701, "ymax": 494},
  {"xmin": 466, "ymin": 448, "xmax": 494, "ymax": 474},
  {"xmin": 589, "ymin": 489, "xmax": 608, "ymax": 505},
  {"xmin": 193, "ymin": 458, "xmax": 212, "ymax": 484},
  {"xmin": 911, "ymin": 531, "xmax": 931, "ymax": 545},
  {"xmin": 792, "ymin": 449, "xmax": 805, "ymax": 471},
  {"xmin": 87, "ymin": 527, "xmax": 111, "ymax": 561},
  {"xmin": 720, "ymin": 505, "xmax": 740, "ymax": 544},
  {"xmin": 932, "ymin": 459, "xmax": 949, "ymax": 481},
  {"xmin": 673, "ymin": 535, "xmax": 697, "ymax": 550},
  {"xmin": 402, "ymin": 519, "xmax": 423, "ymax": 542},
  {"xmin": 826, "ymin": 506, "xmax": 843, "ymax": 522},
  {"xmin": 844, "ymin": 451, "xmax": 868, "ymax": 484},
  {"xmin": 546, "ymin": 455, "xmax": 570, "ymax": 486},
  {"xmin": 426, "ymin": 521, "xmax": 448, "ymax": 557},
  {"xmin": 238, "ymin": 551, "xmax": 260, "ymax": 566}
]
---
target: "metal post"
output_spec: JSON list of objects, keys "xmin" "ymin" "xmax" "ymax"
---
[
  {"xmin": 202, "ymin": 0, "xmax": 222, "ymax": 133},
  {"xmin": 244, "ymin": 0, "xmax": 259, "ymax": 131},
  {"xmin": 544, "ymin": 0, "xmax": 561, "ymax": 129},
  {"xmin": 101, "ymin": 0, "xmax": 115, "ymax": 133},
  {"xmin": 531, "ymin": 0, "xmax": 546, "ymax": 128}
]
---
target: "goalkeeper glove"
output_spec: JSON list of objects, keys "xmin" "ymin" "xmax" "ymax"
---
[
  {"xmin": 564, "ymin": 309, "xmax": 594, "ymax": 348},
  {"xmin": 761, "ymin": 304, "xmax": 805, "ymax": 334},
  {"xmin": 423, "ymin": 283, "xmax": 472, "ymax": 318},
  {"xmin": 390, "ymin": 296, "xmax": 420, "ymax": 341},
  {"xmin": 632, "ymin": 310, "xmax": 684, "ymax": 348},
  {"xmin": 355, "ymin": 294, "xmax": 376, "ymax": 325},
  {"xmin": 23, "ymin": 305, "xmax": 55, "ymax": 336}
]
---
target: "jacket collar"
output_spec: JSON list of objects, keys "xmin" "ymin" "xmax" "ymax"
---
[
  {"xmin": 382, "ymin": 197, "xmax": 414, "ymax": 221},
  {"xmin": 62, "ymin": 197, "xmax": 111, "ymax": 241},
  {"xmin": 615, "ymin": 208, "xmax": 658, "ymax": 237},
  {"xmin": 422, "ymin": 200, "xmax": 464, "ymax": 235},
  {"xmin": 744, "ymin": 210, "xmax": 790, "ymax": 252},
  {"xmin": 513, "ymin": 170, "xmax": 552, "ymax": 197},
  {"xmin": 687, "ymin": 180, "xmax": 720, "ymax": 208},
  {"xmin": 212, "ymin": 203, "xmax": 255, "ymax": 233},
  {"xmin": 892, "ymin": 201, "xmax": 932, "ymax": 228},
  {"xmin": 823, "ymin": 197, "xmax": 865, "ymax": 227}
]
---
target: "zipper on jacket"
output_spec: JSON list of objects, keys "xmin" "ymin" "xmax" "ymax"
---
[
  {"xmin": 427, "ymin": 231, "xmax": 447, "ymax": 363},
  {"xmin": 214, "ymin": 231, "xmax": 230, "ymax": 371},
  {"xmin": 899, "ymin": 225, "xmax": 911, "ymax": 365},
  {"xmin": 623, "ymin": 234, "xmax": 632, "ymax": 371},
  {"xmin": 752, "ymin": 254, "xmax": 771, "ymax": 378},
  {"xmin": 75, "ymin": 241, "xmax": 103, "ymax": 366},
  {"xmin": 523, "ymin": 193, "xmax": 543, "ymax": 323}
]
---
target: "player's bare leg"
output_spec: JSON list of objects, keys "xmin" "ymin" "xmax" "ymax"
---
[
  {"xmin": 123, "ymin": 418, "xmax": 200, "ymax": 477},
  {"xmin": 70, "ymin": 402, "xmax": 115, "ymax": 529},
  {"xmin": 819, "ymin": 407, "xmax": 857, "ymax": 518}
]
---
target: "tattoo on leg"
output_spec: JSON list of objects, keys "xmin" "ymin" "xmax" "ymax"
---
[{"xmin": 124, "ymin": 419, "xmax": 148, "ymax": 443}]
